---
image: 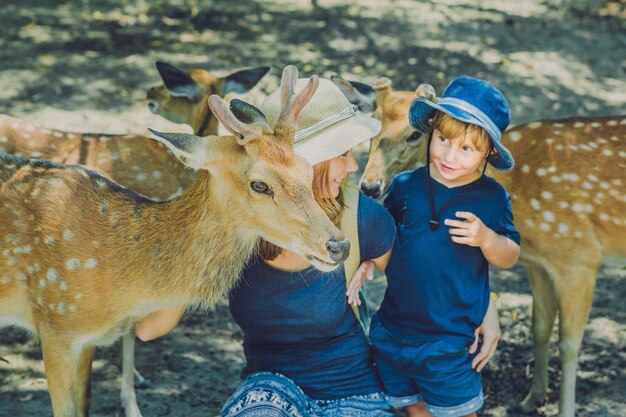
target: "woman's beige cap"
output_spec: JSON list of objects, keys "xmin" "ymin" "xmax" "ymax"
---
[{"xmin": 261, "ymin": 78, "xmax": 381, "ymax": 165}]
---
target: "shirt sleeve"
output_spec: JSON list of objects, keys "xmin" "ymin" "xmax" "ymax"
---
[
  {"xmin": 491, "ymin": 193, "xmax": 521, "ymax": 246},
  {"xmin": 358, "ymin": 193, "xmax": 396, "ymax": 261}
]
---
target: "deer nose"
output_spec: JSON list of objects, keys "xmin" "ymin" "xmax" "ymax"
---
[
  {"xmin": 326, "ymin": 239, "xmax": 350, "ymax": 264},
  {"xmin": 360, "ymin": 180, "xmax": 383, "ymax": 199}
]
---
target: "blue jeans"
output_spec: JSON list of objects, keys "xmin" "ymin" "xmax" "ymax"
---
[{"xmin": 221, "ymin": 372, "xmax": 394, "ymax": 417}]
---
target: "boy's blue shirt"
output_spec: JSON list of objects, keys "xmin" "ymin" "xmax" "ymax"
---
[
  {"xmin": 229, "ymin": 193, "xmax": 395, "ymax": 400},
  {"xmin": 379, "ymin": 166, "xmax": 521, "ymax": 346}
]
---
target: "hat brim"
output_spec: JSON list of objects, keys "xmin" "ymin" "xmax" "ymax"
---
[
  {"xmin": 295, "ymin": 113, "xmax": 381, "ymax": 166},
  {"xmin": 409, "ymin": 98, "xmax": 515, "ymax": 170}
]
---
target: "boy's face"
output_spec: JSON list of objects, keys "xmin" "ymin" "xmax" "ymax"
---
[{"xmin": 429, "ymin": 128, "xmax": 489, "ymax": 187}]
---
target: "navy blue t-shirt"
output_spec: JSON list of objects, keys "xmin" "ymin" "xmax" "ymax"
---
[
  {"xmin": 229, "ymin": 193, "xmax": 395, "ymax": 400},
  {"xmin": 378, "ymin": 167, "xmax": 520, "ymax": 346}
]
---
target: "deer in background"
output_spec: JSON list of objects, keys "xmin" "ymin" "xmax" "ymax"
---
[
  {"xmin": 334, "ymin": 76, "xmax": 626, "ymax": 417},
  {"xmin": 0, "ymin": 61, "xmax": 269, "ymax": 417},
  {"xmin": 0, "ymin": 66, "xmax": 349, "ymax": 417}
]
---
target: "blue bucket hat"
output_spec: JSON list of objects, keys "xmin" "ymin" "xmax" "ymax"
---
[{"xmin": 408, "ymin": 76, "xmax": 514, "ymax": 170}]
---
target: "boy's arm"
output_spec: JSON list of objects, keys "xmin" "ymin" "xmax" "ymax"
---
[{"xmin": 444, "ymin": 211, "xmax": 520, "ymax": 269}]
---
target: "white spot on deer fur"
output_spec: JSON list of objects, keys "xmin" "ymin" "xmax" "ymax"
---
[
  {"xmin": 610, "ymin": 189, "xmax": 619, "ymax": 197},
  {"xmin": 547, "ymin": 166, "xmax": 557, "ymax": 173},
  {"xmin": 530, "ymin": 198, "xmax": 541, "ymax": 210},
  {"xmin": 131, "ymin": 165, "xmax": 140, "ymax": 171},
  {"xmin": 7, "ymin": 258, "xmax": 16, "ymax": 266},
  {"xmin": 613, "ymin": 217, "xmax": 623, "ymax": 225},
  {"xmin": 168, "ymin": 187, "xmax": 184, "ymax": 200},
  {"xmin": 574, "ymin": 122, "xmax": 585, "ymax": 128},
  {"xmin": 557, "ymin": 223, "xmax": 569, "ymax": 234},
  {"xmin": 562, "ymin": 173, "xmax": 580, "ymax": 182},
  {"xmin": 602, "ymin": 149, "xmax": 614, "ymax": 157},
  {"xmin": 509, "ymin": 132, "xmax": 522, "ymax": 142},
  {"xmin": 58, "ymin": 303, "xmax": 66, "ymax": 314},
  {"xmin": 74, "ymin": 293, "xmax": 83, "ymax": 300},
  {"xmin": 99, "ymin": 201, "xmax": 109, "ymax": 213},
  {"xmin": 63, "ymin": 229, "xmax": 74, "ymax": 241},
  {"xmin": 599, "ymin": 182, "xmax": 610, "ymax": 189},
  {"xmin": 84, "ymin": 258, "xmax": 97, "ymax": 268},
  {"xmin": 591, "ymin": 122, "xmax": 601, "ymax": 128},
  {"xmin": 2, "ymin": 249, "xmax": 10, "ymax": 257},
  {"xmin": 568, "ymin": 144, "xmax": 578, "ymax": 151},
  {"xmin": 59, "ymin": 281, "xmax": 68, "ymax": 291},
  {"xmin": 528, "ymin": 122, "xmax": 542, "ymax": 129},
  {"xmin": 66, "ymin": 258, "xmax": 80, "ymax": 270},
  {"xmin": 598, "ymin": 138, "xmax": 608, "ymax": 145},
  {"xmin": 46, "ymin": 268, "xmax": 58, "ymax": 283},
  {"xmin": 555, "ymin": 144, "xmax": 564, "ymax": 151},
  {"xmin": 39, "ymin": 279, "xmax": 46, "ymax": 288},
  {"xmin": 1, "ymin": 275, "xmax": 11, "ymax": 284},
  {"xmin": 0, "ymin": 136, "xmax": 8, "ymax": 143},
  {"xmin": 27, "ymin": 264, "xmax": 40, "ymax": 273},
  {"xmin": 582, "ymin": 182, "xmax": 593, "ymax": 190},
  {"xmin": 525, "ymin": 219, "xmax": 535, "ymax": 227},
  {"xmin": 521, "ymin": 164, "xmax": 530, "ymax": 173},
  {"xmin": 95, "ymin": 179, "xmax": 107, "ymax": 189},
  {"xmin": 607, "ymin": 120, "xmax": 617, "ymax": 126},
  {"xmin": 541, "ymin": 191, "xmax": 553, "ymax": 199},
  {"xmin": 572, "ymin": 203, "xmax": 585, "ymax": 213},
  {"xmin": 536, "ymin": 168, "xmax": 547, "ymax": 176},
  {"xmin": 599, "ymin": 213, "xmax": 610, "ymax": 221},
  {"xmin": 14, "ymin": 246, "xmax": 32, "ymax": 254},
  {"xmin": 579, "ymin": 144, "xmax": 592, "ymax": 151},
  {"xmin": 543, "ymin": 211, "xmax": 555, "ymax": 222},
  {"xmin": 152, "ymin": 171, "xmax": 162, "ymax": 179},
  {"xmin": 588, "ymin": 174, "xmax": 598, "ymax": 182},
  {"xmin": 136, "ymin": 172, "xmax": 147, "ymax": 181},
  {"xmin": 69, "ymin": 304, "xmax": 77, "ymax": 312},
  {"xmin": 550, "ymin": 176, "xmax": 562, "ymax": 183},
  {"xmin": 540, "ymin": 223, "xmax": 551, "ymax": 231},
  {"xmin": 15, "ymin": 271, "xmax": 26, "ymax": 281},
  {"xmin": 545, "ymin": 138, "xmax": 554, "ymax": 145},
  {"xmin": 68, "ymin": 133, "xmax": 77, "ymax": 139},
  {"xmin": 44, "ymin": 236, "xmax": 55, "ymax": 246}
]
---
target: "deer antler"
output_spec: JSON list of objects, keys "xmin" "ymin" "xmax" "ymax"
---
[
  {"xmin": 208, "ymin": 95, "xmax": 262, "ymax": 144},
  {"xmin": 275, "ymin": 65, "xmax": 320, "ymax": 134}
]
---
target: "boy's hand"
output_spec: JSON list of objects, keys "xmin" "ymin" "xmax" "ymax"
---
[
  {"xmin": 444, "ymin": 211, "xmax": 490, "ymax": 247},
  {"xmin": 346, "ymin": 260, "xmax": 375, "ymax": 307}
]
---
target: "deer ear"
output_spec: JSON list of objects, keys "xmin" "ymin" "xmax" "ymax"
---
[
  {"xmin": 148, "ymin": 129, "xmax": 207, "ymax": 169},
  {"xmin": 155, "ymin": 61, "xmax": 204, "ymax": 99},
  {"xmin": 208, "ymin": 95, "xmax": 262, "ymax": 144},
  {"xmin": 331, "ymin": 75, "xmax": 377, "ymax": 113},
  {"xmin": 224, "ymin": 66, "xmax": 271, "ymax": 95},
  {"xmin": 229, "ymin": 99, "xmax": 272, "ymax": 133},
  {"xmin": 415, "ymin": 83, "xmax": 436, "ymax": 101}
]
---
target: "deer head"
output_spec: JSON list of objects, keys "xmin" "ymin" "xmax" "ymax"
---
[
  {"xmin": 149, "ymin": 65, "xmax": 349, "ymax": 270},
  {"xmin": 147, "ymin": 61, "xmax": 270, "ymax": 136}
]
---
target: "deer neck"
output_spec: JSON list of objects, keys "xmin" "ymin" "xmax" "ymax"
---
[{"xmin": 122, "ymin": 170, "xmax": 258, "ymax": 308}]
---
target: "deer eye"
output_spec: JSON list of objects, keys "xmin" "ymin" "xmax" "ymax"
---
[
  {"xmin": 407, "ymin": 130, "xmax": 422, "ymax": 143},
  {"xmin": 250, "ymin": 181, "xmax": 272, "ymax": 196}
]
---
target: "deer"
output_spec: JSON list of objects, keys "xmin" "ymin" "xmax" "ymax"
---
[
  {"xmin": 0, "ymin": 61, "xmax": 270, "ymax": 416},
  {"xmin": 333, "ymin": 76, "xmax": 626, "ymax": 417},
  {"xmin": 0, "ymin": 61, "xmax": 270, "ymax": 200},
  {"xmin": 0, "ymin": 65, "xmax": 350, "ymax": 417}
]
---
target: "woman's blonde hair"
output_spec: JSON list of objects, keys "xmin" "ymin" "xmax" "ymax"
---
[
  {"xmin": 257, "ymin": 159, "xmax": 345, "ymax": 260},
  {"xmin": 432, "ymin": 111, "xmax": 491, "ymax": 153}
]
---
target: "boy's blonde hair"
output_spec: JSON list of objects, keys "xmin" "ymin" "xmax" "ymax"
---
[
  {"xmin": 432, "ymin": 111, "xmax": 491, "ymax": 153},
  {"xmin": 258, "ymin": 159, "xmax": 344, "ymax": 260}
]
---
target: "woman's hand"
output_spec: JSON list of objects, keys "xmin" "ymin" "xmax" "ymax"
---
[
  {"xmin": 346, "ymin": 260, "xmax": 375, "ymax": 307},
  {"xmin": 469, "ymin": 298, "xmax": 501, "ymax": 372}
]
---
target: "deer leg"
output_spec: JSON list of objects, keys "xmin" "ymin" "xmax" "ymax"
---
[
  {"xmin": 519, "ymin": 263, "xmax": 557, "ymax": 413},
  {"xmin": 553, "ymin": 260, "xmax": 599, "ymax": 417},
  {"xmin": 121, "ymin": 332, "xmax": 144, "ymax": 417},
  {"xmin": 75, "ymin": 345, "xmax": 96, "ymax": 417},
  {"xmin": 41, "ymin": 335, "xmax": 80, "ymax": 417}
]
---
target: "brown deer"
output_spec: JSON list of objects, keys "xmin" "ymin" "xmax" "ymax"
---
[
  {"xmin": 335, "ymin": 76, "xmax": 626, "ymax": 417},
  {"xmin": 0, "ymin": 65, "xmax": 349, "ymax": 417},
  {"xmin": 0, "ymin": 61, "xmax": 270, "ymax": 417},
  {"xmin": 0, "ymin": 61, "xmax": 269, "ymax": 200}
]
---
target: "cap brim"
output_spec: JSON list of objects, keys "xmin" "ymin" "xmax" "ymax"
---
[
  {"xmin": 295, "ymin": 113, "xmax": 381, "ymax": 166},
  {"xmin": 409, "ymin": 98, "xmax": 515, "ymax": 170}
]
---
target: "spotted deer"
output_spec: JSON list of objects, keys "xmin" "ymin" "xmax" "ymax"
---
[
  {"xmin": 0, "ymin": 61, "xmax": 269, "ymax": 200},
  {"xmin": 335, "ymin": 76, "xmax": 626, "ymax": 417},
  {"xmin": 0, "ymin": 61, "xmax": 270, "ymax": 417},
  {"xmin": 0, "ymin": 66, "xmax": 349, "ymax": 417}
]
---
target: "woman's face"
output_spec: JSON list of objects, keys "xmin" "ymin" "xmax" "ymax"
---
[{"xmin": 326, "ymin": 149, "xmax": 359, "ymax": 198}]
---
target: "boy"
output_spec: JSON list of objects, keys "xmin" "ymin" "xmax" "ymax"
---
[{"xmin": 370, "ymin": 77, "xmax": 521, "ymax": 417}]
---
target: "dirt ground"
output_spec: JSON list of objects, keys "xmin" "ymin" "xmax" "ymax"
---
[{"xmin": 0, "ymin": 0, "xmax": 625, "ymax": 416}]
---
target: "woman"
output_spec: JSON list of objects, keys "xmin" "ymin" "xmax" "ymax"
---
[{"xmin": 135, "ymin": 77, "xmax": 501, "ymax": 417}]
